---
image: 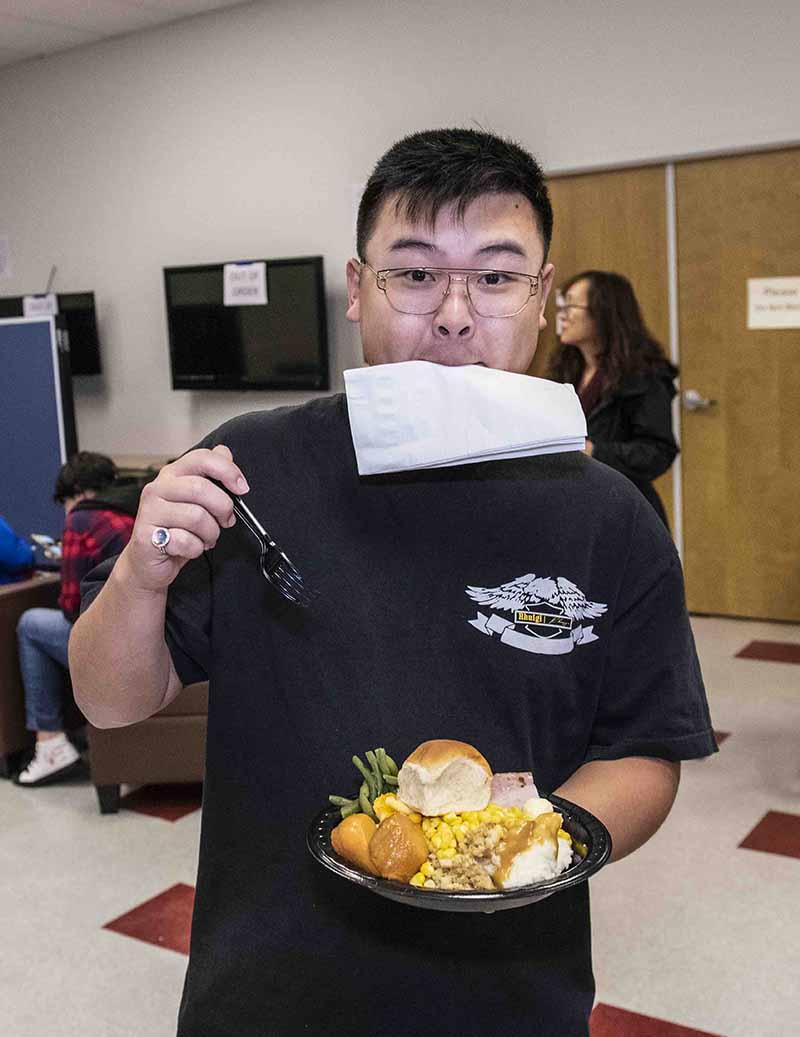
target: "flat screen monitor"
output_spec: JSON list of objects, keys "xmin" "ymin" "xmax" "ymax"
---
[
  {"xmin": 0, "ymin": 292, "xmax": 101, "ymax": 375},
  {"xmin": 163, "ymin": 256, "xmax": 329, "ymax": 391}
]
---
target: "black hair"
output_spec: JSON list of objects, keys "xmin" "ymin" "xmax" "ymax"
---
[
  {"xmin": 548, "ymin": 270, "xmax": 677, "ymax": 393},
  {"xmin": 54, "ymin": 451, "xmax": 117, "ymax": 504},
  {"xmin": 356, "ymin": 128, "xmax": 553, "ymax": 262}
]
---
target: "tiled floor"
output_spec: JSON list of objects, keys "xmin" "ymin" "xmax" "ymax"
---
[{"xmin": 1, "ymin": 616, "xmax": 798, "ymax": 1036}]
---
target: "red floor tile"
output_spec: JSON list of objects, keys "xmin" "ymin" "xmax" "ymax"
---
[
  {"xmin": 591, "ymin": 1004, "xmax": 723, "ymax": 1036},
  {"xmin": 104, "ymin": 883, "xmax": 195, "ymax": 955},
  {"xmin": 713, "ymin": 730, "xmax": 730, "ymax": 746},
  {"xmin": 121, "ymin": 783, "xmax": 202, "ymax": 821},
  {"xmin": 735, "ymin": 640, "xmax": 800, "ymax": 664},
  {"xmin": 738, "ymin": 811, "xmax": 800, "ymax": 860}
]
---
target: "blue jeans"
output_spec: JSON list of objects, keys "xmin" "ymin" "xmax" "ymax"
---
[{"xmin": 16, "ymin": 608, "xmax": 73, "ymax": 732}]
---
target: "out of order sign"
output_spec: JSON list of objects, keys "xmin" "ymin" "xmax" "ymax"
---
[{"xmin": 223, "ymin": 261, "xmax": 268, "ymax": 307}]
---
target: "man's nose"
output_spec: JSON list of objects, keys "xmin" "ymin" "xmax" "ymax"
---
[{"xmin": 433, "ymin": 276, "xmax": 475, "ymax": 339}]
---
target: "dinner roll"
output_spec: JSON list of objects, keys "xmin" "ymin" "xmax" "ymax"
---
[{"xmin": 397, "ymin": 739, "xmax": 492, "ymax": 816}]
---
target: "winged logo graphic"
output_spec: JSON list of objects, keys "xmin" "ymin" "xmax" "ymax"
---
[
  {"xmin": 466, "ymin": 573, "xmax": 607, "ymax": 655},
  {"xmin": 466, "ymin": 574, "xmax": 607, "ymax": 622}
]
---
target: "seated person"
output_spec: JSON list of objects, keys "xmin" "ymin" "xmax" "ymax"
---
[
  {"xmin": 14, "ymin": 453, "xmax": 136, "ymax": 786},
  {"xmin": 0, "ymin": 514, "xmax": 35, "ymax": 584}
]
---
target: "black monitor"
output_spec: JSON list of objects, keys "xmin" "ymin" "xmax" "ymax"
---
[
  {"xmin": 163, "ymin": 256, "xmax": 329, "ymax": 391},
  {"xmin": 0, "ymin": 291, "xmax": 101, "ymax": 375}
]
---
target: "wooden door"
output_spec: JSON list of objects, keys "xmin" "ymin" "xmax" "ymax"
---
[
  {"xmin": 532, "ymin": 166, "xmax": 675, "ymax": 529},
  {"xmin": 676, "ymin": 148, "xmax": 800, "ymax": 621}
]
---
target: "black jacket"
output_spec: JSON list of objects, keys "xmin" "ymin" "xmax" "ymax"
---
[{"xmin": 587, "ymin": 365, "xmax": 678, "ymax": 527}]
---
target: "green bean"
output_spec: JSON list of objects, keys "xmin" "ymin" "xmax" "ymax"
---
[
  {"xmin": 329, "ymin": 795, "xmax": 356, "ymax": 807},
  {"xmin": 352, "ymin": 755, "xmax": 377, "ymax": 799},
  {"xmin": 375, "ymin": 748, "xmax": 388, "ymax": 777},
  {"xmin": 382, "ymin": 752, "xmax": 399, "ymax": 776},
  {"xmin": 381, "ymin": 774, "xmax": 399, "ymax": 786},
  {"xmin": 366, "ymin": 750, "xmax": 383, "ymax": 796},
  {"xmin": 340, "ymin": 800, "xmax": 361, "ymax": 819},
  {"xmin": 359, "ymin": 781, "xmax": 376, "ymax": 819}
]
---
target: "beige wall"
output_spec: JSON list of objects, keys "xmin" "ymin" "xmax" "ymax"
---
[{"xmin": 1, "ymin": 0, "xmax": 798, "ymax": 455}]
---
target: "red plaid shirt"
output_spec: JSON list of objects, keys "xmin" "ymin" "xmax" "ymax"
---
[{"xmin": 59, "ymin": 507, "xmax": 134, "ymax": 621}]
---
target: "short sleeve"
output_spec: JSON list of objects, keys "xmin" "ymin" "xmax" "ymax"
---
[
  {"xmin": 80, "ymin": 552, "xmax": 212, "ymax": 688},
  {"xmin": 586, "ymin": 510, "xmax": 717, "ymax": 763}
]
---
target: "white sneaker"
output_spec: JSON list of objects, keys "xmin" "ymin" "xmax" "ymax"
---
[{"xmin": 15, "ymin": 737, "xmax": 81, "ymax": 786}]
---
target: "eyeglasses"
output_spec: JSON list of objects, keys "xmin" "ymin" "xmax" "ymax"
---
[
  {"xmin": 555, "ymin": 302, "xmax": 590, "ymax": 313},
  {"xmin": 361, "ymin": 262, "xmax": 541, "ymax": 318}
]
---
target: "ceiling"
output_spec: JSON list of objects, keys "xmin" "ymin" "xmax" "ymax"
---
[{"xmin": 0, "ymin": 1, "xmax": 250, "ymax": 69}]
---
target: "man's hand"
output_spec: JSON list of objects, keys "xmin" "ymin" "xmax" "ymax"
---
[
  {"xmin": 555, "ymin": 757, "xmax": 680, "ymax": 863},
  {"xmin": 121, "ymin": 444, "xmax": 248, "ymax": 594},
  {"xmin": 69, "ymin": 444, "xmax": 248, "ymax": 727}
]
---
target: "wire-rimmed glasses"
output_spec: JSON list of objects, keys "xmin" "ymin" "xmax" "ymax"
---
[
  {"xmin": 554, "ymin": 291, "xmax": 590, "ymax": 314},
  {"xmin": 362, "ymin": 262, "xmax": 541, "ymax": 318}
]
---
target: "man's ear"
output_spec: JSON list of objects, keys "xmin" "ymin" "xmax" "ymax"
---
[
  {"xmin": 345, "ymin": 259, "xmax": 362, "ymax": 323},
  {"xmin": 538, "ymin": 262, "xmax": 555, "ymax": 330}
]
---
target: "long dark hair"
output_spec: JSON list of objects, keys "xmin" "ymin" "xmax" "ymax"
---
[{"xmin": 548, "ymin": 270, "xmax": 676, "ymax": 393}]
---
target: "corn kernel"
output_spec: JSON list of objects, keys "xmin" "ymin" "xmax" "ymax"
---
[
  {"xmin": 431, "ymin": 833, "xmax": 443, "ymax": 849},
  {"xmin": 420, "ymin": 861, "xmax": 434, "ymax": 877},
  {"xmin": 409, "ymin": 873, "xmax": 425, "ymax": 886},
  {"xmin": 372, "ymin": 794, "xmax": 394, "ymax": 821},
  {"xmin": 408, "ymin": 812, "xmax": 422, "ymax": 824},
  {"xmin": 437, "ymin": 847, "xmax": 457, "ymax": 860}
]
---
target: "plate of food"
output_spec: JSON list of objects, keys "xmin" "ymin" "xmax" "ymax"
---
[{"xmin": 307, "ymin": 739, "xmax": 611, "ymax": 913}]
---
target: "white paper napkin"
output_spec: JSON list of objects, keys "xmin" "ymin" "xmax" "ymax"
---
[{"xmin": 343, "ymin": 361, "xmax": 587, "ymax": 476}]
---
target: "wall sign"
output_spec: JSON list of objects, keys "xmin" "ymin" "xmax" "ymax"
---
[
  {"xmin": 747, "ymin": 277, "xmax": 800, "ymax": 329},
  {"xmin": 23, "ymin": 293, "xmax": 59, "ymax": 317},
  {"xmin": 223, "ymin": 261, "xmax": 268, "ymax": 306}
]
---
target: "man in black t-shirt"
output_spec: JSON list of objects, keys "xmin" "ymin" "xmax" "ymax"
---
[{"xmin": 71, "ymin": 129, "xmax": 716, "ymax": 1036}]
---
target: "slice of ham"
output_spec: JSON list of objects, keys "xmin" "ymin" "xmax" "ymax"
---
[{"xmin": 490, "ymin": 771, "xmax": 538, "ymax": 807}]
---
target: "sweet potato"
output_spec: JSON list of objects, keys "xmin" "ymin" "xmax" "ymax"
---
[
  {"xmin": 331, "ymin": 813, "xmax": 379, "ymax": 875},
  {"xmin": 369, "ymin": 813, "xmax": 429, "ymax": 882}
]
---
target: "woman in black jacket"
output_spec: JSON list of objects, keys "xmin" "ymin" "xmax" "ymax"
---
[{"xmin": 548, "ymin": 270, "xmax": 678, "ymax": 528}]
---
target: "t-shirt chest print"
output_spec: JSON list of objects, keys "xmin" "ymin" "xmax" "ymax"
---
[{"xmin": 466, "ymin": 574, "xmax": 607, "ymax": 656}]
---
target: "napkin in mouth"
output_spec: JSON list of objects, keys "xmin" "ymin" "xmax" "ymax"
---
[{"xmin": 343, "ymin": 361, "xmax": 587, "ymax": 476}]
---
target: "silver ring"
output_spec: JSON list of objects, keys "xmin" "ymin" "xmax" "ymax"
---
[{"xmin": 151, "ymin": 527, "xmax": 171, "ymax": 554}]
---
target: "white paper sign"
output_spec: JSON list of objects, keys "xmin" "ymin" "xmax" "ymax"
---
[
  {"xmin": 223, "ymin": 262, "xmax": 268, "ymax": 306},
  {"xmin": 23, "ymin": 293, "xmax": 59, "ymax": 317},
  {"xmin": 0, "ymin": 236, "xmax": 12, "ymax": 279},
  {"xmin": 747, "ymin": 277, "xmax": 800, "ymax": 329}
]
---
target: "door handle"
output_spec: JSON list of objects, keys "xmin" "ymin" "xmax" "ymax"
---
[{"xmin": 682, "ymin": 389, "xmax": 718, "ymax": 412}]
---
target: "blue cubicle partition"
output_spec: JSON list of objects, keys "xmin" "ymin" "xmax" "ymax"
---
[{"xmin": 0, "ymin": 317, "xmax": 78, "ymax": 542}]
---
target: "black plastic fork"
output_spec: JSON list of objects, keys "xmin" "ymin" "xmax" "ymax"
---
[{"xmin": 213, "ymin": 479, "xmax": 311, "ymax": 607}]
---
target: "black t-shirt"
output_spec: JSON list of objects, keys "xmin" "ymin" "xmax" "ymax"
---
[{"xmin": 83, "ymin": 395, "xmax": 716, "ymax": 1037}]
